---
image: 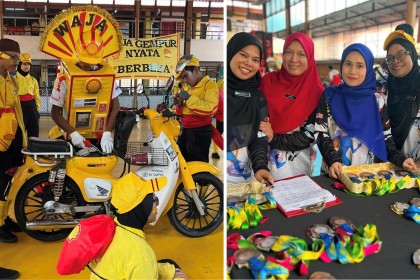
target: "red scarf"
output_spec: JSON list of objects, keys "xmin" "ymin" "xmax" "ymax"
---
[{"xmin": 260, "ymin": 32, "xmax": 324, "ymax": 134}]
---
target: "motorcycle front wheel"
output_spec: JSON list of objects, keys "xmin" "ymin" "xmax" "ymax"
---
[
  {"xmin": 14, "ymin": 172, "xmax": 86, "ymax": 242},
  {"xmin": 168, "ymin": 172, "xmax": 223, "ymax": 237}
]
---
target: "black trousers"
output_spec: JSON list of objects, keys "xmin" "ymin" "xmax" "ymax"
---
[
  {"xmin": 0, "ymin": 128, "xmax": 23, "ymax": 200},
  {"xmin": 216, "ymin": 119, "xmax": 223, "ymax": 134},
  {"xmin": 177, "ymin": 124, "xmax": 212, "ymax": 163},
  {"xmin": 20, "ymin": 100, "xmax": 39, "ymax": 138}
]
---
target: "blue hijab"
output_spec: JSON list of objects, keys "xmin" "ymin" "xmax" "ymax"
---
[{"xmin": 325, "ymin": 43, "xmax": 387, "ymax": 162}]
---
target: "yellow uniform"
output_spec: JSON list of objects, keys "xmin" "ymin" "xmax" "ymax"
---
[
  {"xmin": 16, "ymin": 73, "xmax": 40, "ymax": 110},
  {"xmin": 90, "ymin": 220, "xmax": 176, "ymax": 280},
  {"xmin": 181, "ymin": 75, "xmax": 218, "ymax": 128},
  {"xmin": 0, "ymin": 74, "xmax": 26, "ymax": 148},
  {"xmin": 16, "ymin": 72, "xmax": 40, "ymax": 137}
]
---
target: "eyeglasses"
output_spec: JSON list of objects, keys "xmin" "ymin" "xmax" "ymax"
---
[
  {"xmin": 385, "ymin": 51, "xmax": 410, "ymax": 65},
  {"xmin": 2, "ymin": 52, "xmax": 20, "ymax": 62},
  {"xmin": 153, "ymin": 194, "xmax": 159, "ymax": 206}
]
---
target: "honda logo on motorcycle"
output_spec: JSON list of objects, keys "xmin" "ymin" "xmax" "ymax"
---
[{"xmin": 84, "ymin": 178, "xmax": 112, "ymax": 200}]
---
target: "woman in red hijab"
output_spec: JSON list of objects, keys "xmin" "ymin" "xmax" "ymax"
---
[{"xmin": 259, "ymin": 32, "xmax": 324, "ymax": 179}]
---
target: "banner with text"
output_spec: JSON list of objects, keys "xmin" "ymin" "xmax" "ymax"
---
[{"xmin": 107, "ymin": 33, "xmax": 180, "ymax": 80}]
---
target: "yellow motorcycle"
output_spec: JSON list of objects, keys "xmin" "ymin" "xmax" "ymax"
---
[{"xmin": 5, "ymin": 76, "xmax": 223, "ymax": 241}]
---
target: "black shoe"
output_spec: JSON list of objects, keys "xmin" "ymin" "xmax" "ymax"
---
[
  {"xmin": 0, "ymin": 267, "xmax": 19, "ymax": 279},
  {"xmin": 4, "ymin": 217, "xmax": 22, "ymax": 232},
  {"xmin": 212, "ymin": 153, "xmax": 220, "ymax": 159},
  {"xmin": 0, "ymin": 225, "xmax": 18, "ymax": 243}
]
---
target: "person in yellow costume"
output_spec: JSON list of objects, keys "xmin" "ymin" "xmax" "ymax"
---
[
  {"xmin": 50, "ymin": 32, "xmax": 120, "ymax": 153},
  {"xmin": 89, "ymin": 172, "xmax": 187, "ymax": 280},
  {"xmin": 0, "ymin": 39, "xmax": 27, "ymax": 243},
  {"xmin": 174, "ymin": 55, "xmax": 219, "ymax": 163},
  {"xmin": 16, "ymin": 53, "xmax": 40, "ymax": 138}
]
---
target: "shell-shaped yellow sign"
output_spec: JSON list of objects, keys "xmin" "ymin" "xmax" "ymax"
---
[
  {"xmin": 39, "ymin": 5, "xmax": 123, "ymax": 61},
  {"xmin": 67, "ymin": 224, "xmax": 81, "ymax": 243}
]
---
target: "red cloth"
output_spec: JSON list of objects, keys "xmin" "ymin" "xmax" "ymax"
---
[
  {"xmin": 211, "ymin": 124, "xmax": 223, "ymax": 150},
  {"xmin": 214, "ymin": 88, "xmax": 224, "ymax": 122},
  {"xmin": 329, "ymin": 74, "xmax": 341, "ymax": 86},
  {"xmin": 260, "ymin": 32, "xmax": 324, "ymax": 134},
  {"xmin": 56, "ymin": 215, "xmax": 115, "ymax": 275},
  {"xmin": 19, "ymin": 94, "xmax": 35, "ymax": 101},
  {"xmin": 182, "ymin": 115, "xmax": 212, "ymax": 128}
]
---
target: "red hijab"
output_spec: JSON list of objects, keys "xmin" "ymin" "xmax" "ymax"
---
[{"xmin": 260, "ymin": 32, "xmax": 324, "ymax": 134}]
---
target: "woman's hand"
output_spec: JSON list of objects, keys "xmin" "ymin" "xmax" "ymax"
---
[
  {"xmin": 403, "ymin": 158, "xmax": 417, "ymax": 171},
  {"xmin": 259, "ymin": 121, "xmax": 274, "ymax": 142},
  {"xmin": 255, "ymin": 169, "xmax": 274, "ymax": 185},
  {"xmin": 329, "ymin": 162, "xmax": 342, "ymax": 179}
]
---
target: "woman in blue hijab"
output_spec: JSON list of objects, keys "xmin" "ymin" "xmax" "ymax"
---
[{"xmin": 314, "ymin": 43, "xmax": 414, "ymax": 179}]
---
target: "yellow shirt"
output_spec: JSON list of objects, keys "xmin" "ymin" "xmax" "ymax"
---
[
  {"xmin": 16, "ymin": 72, "xmax": 40, "ymax": 110},
  {"xmin": 0, "ymin": 73, "xmax": 27, "ymax": 147},
  {"xmin": 183, "ymin": 75, "xmax": 218, "ymax": 117},
  {"xmin": 90, "ymin": 220, "xmax": 175, "ymax": 280}
]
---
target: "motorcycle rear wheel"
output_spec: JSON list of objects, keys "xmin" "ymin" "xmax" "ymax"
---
[
  {"xmin": 168, "ymin": 172, "xmax": 223, "ymax": 237},
  {"xmin": 14, "ymin": 172, "xmax": 86, "ymax": 242}
]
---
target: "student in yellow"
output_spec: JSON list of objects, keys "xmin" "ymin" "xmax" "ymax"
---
[
  {"xmin": 16, "ymin": 53, "xmax": 40, "ymax": 138},
  {"xmin": 175, "ymin": 55, "xmax": 219, "ymax": 163},
  {"xmin": 0, "ymin": 39, "xmax": 26, "ymax": 243},
  {"xmin": 89, "ymin": 172, "xmax": 187, "ymax": 280}
]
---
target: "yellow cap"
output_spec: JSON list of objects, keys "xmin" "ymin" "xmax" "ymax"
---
[
  {"xmin": 20, "ymin": 53, "xmax": 31, "ymax": 63},
  {"xmin": 383, "ymin": 30, "xmax": 416, "ymax": 50},
  {"xmin": 175, "ymin": 55, "xmax": 199, "ymax": 79},
  {"xmin": 75, "ymin": 29, "xmax": 105, "ymax": 65},
  {"xmin": 186, "ymin": 56, "xmax": 199, "ymax": 67},
  {"xmin": 111, "ymin": 172, "xmax": 167, "ymax": 214}
]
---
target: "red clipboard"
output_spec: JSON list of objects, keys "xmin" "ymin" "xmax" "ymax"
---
[{"xmin": 273, "ymin": 174, "xmax": 342, "ymax": 218}]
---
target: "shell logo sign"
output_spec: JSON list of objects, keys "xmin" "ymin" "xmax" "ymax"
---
[
  {"xmin": 67, "ymin": 224, "xmax": 81, "ymax": 243},
  {"xmin": 39, "ymin": 5, "xmax": 123, "ymax": 61}
]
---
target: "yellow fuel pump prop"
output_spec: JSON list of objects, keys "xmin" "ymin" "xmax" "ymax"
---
[{"xmin": 39, "ymin": 5, "xmax": 123, "ymax": 140}]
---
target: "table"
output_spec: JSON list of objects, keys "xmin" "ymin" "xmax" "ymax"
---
[{"xmin": 227, "ymin": 176, "xmax": 420, "ymax": 279}]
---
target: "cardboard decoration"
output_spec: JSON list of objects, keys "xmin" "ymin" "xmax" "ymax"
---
[{"xmin": 39, "ymin": 5, "xmax": 123, "ymax": 61}]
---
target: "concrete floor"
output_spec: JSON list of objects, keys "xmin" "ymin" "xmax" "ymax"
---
[{"xmin": 0, "ymin": 116, "xmax": 224, "ymax": 279}]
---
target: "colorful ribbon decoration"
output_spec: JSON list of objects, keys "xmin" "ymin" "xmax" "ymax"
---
[
  {"xmin": 404, "ymin": 205, "xmax": 420, "ymax": 224},
  {"xmin": 227, "ymin": 192, "xmax": 276, "ymax": 231},
  {"xmin": 313, "ymin": 223, "xmax": 381, "ymax": 264},
  {"xmin": 227, "ymin": 233, "xmax": 256, "ymax": 250},
  {"xmin": 248, "ymin": 256, "xmax": 289, "ymax": 280},
  {"xmin": 336, "ymin": 175, "xmax": 410, "ymax": 197},
  {"xmin": 270, "ymin": 235, "xmax": 323, "ymax": 276}
]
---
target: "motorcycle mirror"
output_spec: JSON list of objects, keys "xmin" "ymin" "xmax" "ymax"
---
[
  {"xmin": 165, "ymin": 76, "xmax": 174, "ymax": 94},
  {"xmin": 137, "ymin": 83, "xmax": 144, "ymax": 94}
]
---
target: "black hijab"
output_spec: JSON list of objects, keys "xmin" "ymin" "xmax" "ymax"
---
[
  {"xmin": 227, "ymin": 32, "xmax": 268, "ymax": 152},
  {"xmin": 17, "ymin": 61, "xmax": 29, "ymax": 77},
  {"xmin": 117, "ymin": 194, "xmax": 154, "ymax": 230},
  {"xmin": 386, "ymin": 26, "xmax": 420, "ymax": 150}
]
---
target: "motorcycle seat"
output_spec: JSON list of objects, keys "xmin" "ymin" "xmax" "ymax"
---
[{"xmin": 28, "ymin": 137, "xmax": 70, "ymax": 153}]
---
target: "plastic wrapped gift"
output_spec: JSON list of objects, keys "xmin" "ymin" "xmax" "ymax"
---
[{"xmin": 340, "ymin": 162, "xmax": 419, "ymax": 195}]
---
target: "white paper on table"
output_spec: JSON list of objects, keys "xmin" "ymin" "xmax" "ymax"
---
[{"xmin": 271, "ymin": 175, "xmax": 337, "ymax": 212}]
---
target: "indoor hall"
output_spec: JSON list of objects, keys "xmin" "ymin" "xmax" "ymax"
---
[
  {"xmin": 0, "ymin": 116, "xmax": 224, "ymax": 279},
  {"xmin": 0, "ymin": 0, "xmax": 225, "ymax": 279}
]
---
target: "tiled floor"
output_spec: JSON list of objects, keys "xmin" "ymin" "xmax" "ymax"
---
[{"xmin": 0, "ymin": 116, "xmax": 224, "ymax": 279}]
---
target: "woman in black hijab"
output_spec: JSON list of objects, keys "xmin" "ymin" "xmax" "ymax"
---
[
  {"xmin": 383, "ymin": 24, "xmax": 418, "ymax": 170},
  {"xmin": 227, "ymin": 32, "xmax": 274, "ymax": 184}
]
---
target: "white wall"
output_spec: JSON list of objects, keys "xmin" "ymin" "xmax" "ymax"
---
[{"xmin": 5, "ymin": 35, "xmax": 224, "ymax": 63}]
